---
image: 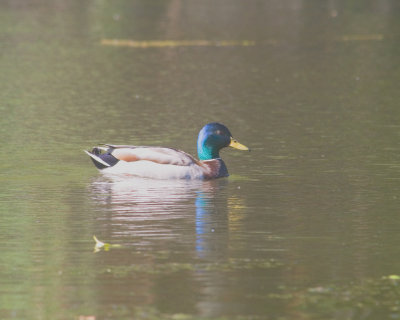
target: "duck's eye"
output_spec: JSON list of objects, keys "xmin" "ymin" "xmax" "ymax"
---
[{"xmin": 215, "ymin": 130, "xmax": 222, "ymax": 135}]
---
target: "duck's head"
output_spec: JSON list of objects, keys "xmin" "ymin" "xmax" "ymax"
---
[{"xmin": 197, "ymin": 122, "xmax": 249, "ymax": 160}]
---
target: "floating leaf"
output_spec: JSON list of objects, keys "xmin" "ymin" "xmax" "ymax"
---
[
  {"xmin": 337, "ymin": 34, "xmax": 384, "ymax": 42},
  {"xmin": 383, "ymin": 275, "xmax": 400, "ymax": 280},
  {"xmin": 93, "ymin": 235, "xmax": 122, "ymax": 252},
  {"xmin": 93, "ymin": 235, "xmax": 121, "ymax": 252},
  {"xmin": 93, "ymin": 235, "xmax": 105, "ymax": 248},
  {"xmin": 101, "ymin": 39, "xmax": 256, "ymax": 48},
  {"xmin": 93, "ymin": 235, "xmax": 108, "ymax": 252}
]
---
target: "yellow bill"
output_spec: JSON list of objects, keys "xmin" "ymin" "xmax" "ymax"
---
[{"xmin": 229, "ymin": 137, "xmax": 250, "ymax": 151}]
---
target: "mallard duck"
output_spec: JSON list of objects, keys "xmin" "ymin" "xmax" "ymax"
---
[{"xmin": 84, "ymin": 122, "xmax": 249, "ymax": 179}]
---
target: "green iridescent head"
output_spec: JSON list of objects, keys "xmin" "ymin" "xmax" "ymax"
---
[{"xmin": 197, "ymin": 122, "xmax": 249, "ymax": 160}]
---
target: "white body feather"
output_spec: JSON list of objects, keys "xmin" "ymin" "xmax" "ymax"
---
[{"xmin": 101, "ymin": 159, "xmax": 205, "ymax": 180}]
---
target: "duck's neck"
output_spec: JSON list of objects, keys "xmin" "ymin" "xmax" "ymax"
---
[{"xmin": 197, "ymin": 142, "xmax": 220, "ymax": 160}]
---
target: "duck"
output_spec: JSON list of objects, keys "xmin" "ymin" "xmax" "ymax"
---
[{"xmin": 84, "ymin": 122, "xmax": 249, "ymax": 179}]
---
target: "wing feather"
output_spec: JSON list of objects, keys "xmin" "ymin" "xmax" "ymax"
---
[
  {"xmin": 105, "ymin": 144, "xmax": 137, "ymax": 149},
  {"xmin": 110, "ymin": 147, "xmax": 198, "ymax": 166}
]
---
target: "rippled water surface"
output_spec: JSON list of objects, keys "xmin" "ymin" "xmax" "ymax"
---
[{"xmin": 1, "ymin": 1, "xmax": 400, "ymax": 319}]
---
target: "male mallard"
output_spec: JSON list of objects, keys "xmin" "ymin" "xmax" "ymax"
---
[{"xmin": 84, "ymin": 122, "xmax": 249, "ymax": 179}]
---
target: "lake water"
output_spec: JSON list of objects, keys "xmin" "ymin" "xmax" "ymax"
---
[{"xmin": 1, "ymin": 1, "xmax": 400, "ymax": 319}]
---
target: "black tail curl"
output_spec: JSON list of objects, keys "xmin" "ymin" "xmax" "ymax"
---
[{"xmin": 89, "ymin": 147, "xmax": 119, "ymax": 169}]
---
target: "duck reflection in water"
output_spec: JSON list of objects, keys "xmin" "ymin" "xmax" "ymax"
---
[
  {"xmin": 195, "ymin": 189, "xmax": 227, "ymax": 259},
  {"xmin": 89, "ymin": 175, "xmax": 233, "ymax": 254}
]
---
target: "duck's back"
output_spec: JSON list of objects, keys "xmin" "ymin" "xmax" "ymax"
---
[{"xmin": 109, "ymin": 145, "xmax": 197, "ymax": 166}]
